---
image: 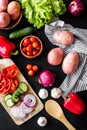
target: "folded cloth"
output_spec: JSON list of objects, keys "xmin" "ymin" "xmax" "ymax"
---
[{"xmin": 45, "ymin": 19, "xmax": 87, "ymax": 98}]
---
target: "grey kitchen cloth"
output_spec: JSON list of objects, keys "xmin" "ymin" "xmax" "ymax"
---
[{"xmin": 45, "ymin": 19, "xmax": 87, "ymax": 98}]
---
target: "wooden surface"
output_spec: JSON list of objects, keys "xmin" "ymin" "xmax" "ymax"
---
[{"xmin": 0, "ymin": 58, "xmax": 44, "ymax": 125}]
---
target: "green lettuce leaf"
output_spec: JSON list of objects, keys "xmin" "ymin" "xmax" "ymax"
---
[{"xmin": 19, "ymin": 0, "xmax": 66, "ymax": 28}]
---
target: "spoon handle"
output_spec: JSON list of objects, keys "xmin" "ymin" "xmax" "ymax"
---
[{"xmin": 59, "ymin": 116, "xmax": 76, "ymax": 130}]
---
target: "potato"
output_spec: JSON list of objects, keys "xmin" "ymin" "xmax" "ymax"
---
[
  {"xmin": 0, "ymin": 12, "xmax": 10, "ymax": 27},
  {"xmin": 62, "ymin": 52, "xmax": 79, "ymax": 74},
  {"xmin": 47, "ymin": 48, "xmax": 64, "ymax": 66},
  {"xmin": 53, "ymin": 30, "xmax": 75, "ymax": 45},
  {"xmin": 7, "ymin": 1, "xmax": 21, "ymax": 20},
  {"xmin": 0, "ymin": 0, "xmax": 8, "ymax": 12}
]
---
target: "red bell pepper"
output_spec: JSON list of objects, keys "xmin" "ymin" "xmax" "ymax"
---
[
  {"xmin": 64, "ymin": 92, "xmax": 86, "ymax": 115},
  {"xmin": 0, "ymin": 36, "xmax": 18, "ymax": 58}
]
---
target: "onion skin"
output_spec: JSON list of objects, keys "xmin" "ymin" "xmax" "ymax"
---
[
  {"xmin": 69, "ymin": 0, "xmax": 84, "ymax": 17},
  {"xmin": 38, "ymin": 70, "xmax": 56, "ymax": 87}
]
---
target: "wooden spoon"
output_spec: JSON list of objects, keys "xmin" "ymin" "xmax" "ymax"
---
[{"xmin": 45, "ymin": 99, "xmax": 76, "ymax": 130}]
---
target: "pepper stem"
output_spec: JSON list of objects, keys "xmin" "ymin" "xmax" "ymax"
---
[
  {"xmin": 11, "ymin": 50, "xmax": 19, "ymax": 56},
  {"xmin": 64, "ymin": 96, "xmax": 70, "ymax": 100}
]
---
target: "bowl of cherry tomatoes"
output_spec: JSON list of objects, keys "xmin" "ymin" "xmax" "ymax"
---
[{"xmin": 20, "ymin": 35, "xmax": 43, "ymax": 59}]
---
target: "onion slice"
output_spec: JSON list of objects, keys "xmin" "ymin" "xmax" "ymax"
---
[
  {"xmin": 10, "ymin": 106, "xmax": 26, "ymax": 119},
  {"xmin": 23, "ymin": 94, "xmax": 36, "ymax": 107},
  {"xmin": 20, "ymin": 102, "xmax": 33, "ymax": 114}
]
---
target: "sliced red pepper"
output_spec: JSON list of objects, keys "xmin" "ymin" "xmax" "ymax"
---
[
  {"xmin": 9, "ymin": 78, "xmax": 19, "ymax": 93},
  {"xmin": 0, "ymin": 75, "xmax": 7, "ymax": 92},
  {"xmin": 0, "ymin": 76, "xmax": 11, "ymax": 94},
  {"xmin": 64, "ymin": 92, "xmax": 86, "ymax": 115},
  {"xmin": 3, "ymin": 64, "xmax": 18, "ymax": 78}
]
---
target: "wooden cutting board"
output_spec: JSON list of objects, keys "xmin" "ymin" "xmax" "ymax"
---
[{"xmin": 0, "ymin": 58, "xmax": 44, "ymax": 125}]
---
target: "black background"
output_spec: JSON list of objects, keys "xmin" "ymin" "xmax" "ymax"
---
[{"xmin": 0, "ymin": 0, "xmax": 87, "ymax": 130}]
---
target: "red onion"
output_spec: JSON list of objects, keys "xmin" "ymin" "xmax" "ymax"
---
[
  {"xmin": 38, "ymin": 70, "xmax": 56, "ymax": 87},
  {"xmin": 20, "ymin": 102, "xmax": 33, "ymax": 114},
  {"xmin": 10, "ymin": 106, "xmax": 26, "ymax": 119},
  {"xmin": 23, "ymin": 94, "xmax": 36, "ymax": 107},
  {"xmin": 69, "ymin": 0, "xmax": 84, "ymax": 17}
]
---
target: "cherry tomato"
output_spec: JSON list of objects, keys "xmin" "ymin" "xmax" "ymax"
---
[
  {"xmin": 26, "ymin": 44, "xmax": 33, "ymax": 52},
  {"xmin": 28, "ymin": 70, "xmax": 35, "ymax": 76},
  {"xmin": 32, "ymin": 41, "xmax": 39, "ymax": 48},
  {"xmin": 22, "ymin": 47, "xmax": 26, "ymax": 53},
  {"xmin": 36, "ymin": 45, "xmax": 41, "ymax": 50},
  {"xmin": 33, "ymin": 49, "xmax": 38, "ymax": 56},
  {"xmin": 30, "ymin": 37, "xmax": 36, "ymax": 42},
  {"xmin": 27, "ymin": 51, "xmax": 33, "ymax": 56},
  {"xmin": 33, "ymin": 65, "xmax": 39, "ymax": 71},
  {"xmin": 23, "ymin": 38, "xmax": 31, "ymax": 46},
  {"xmin": 26, "ymin": 64, "xmax": 33, "ymax": 70}
]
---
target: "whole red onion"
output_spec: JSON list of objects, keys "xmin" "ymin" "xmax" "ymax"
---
[
  {"xmin": 38, "ymin": 70, "xmax": 56, "ymax": 87},
  {"xmin": 69, "ymin": 0, "xmax": 84, "ymax": 17}
]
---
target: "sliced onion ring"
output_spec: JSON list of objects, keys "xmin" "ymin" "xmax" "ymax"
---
[
  {"xmin": 23, "ymin": 94, "xmax": 36, "ymax": 107},
  {"xmin": 20, "ymin": 102, "xmax": 33, "ymax": 114},
  {"xmin": 10, "ymin": 106, "xmax": 26, "ymax": 119}
]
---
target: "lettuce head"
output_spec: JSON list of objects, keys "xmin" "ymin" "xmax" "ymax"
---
[{"xmin": 19, "ymin": 0, "xmax": 66, "ymax": 28}]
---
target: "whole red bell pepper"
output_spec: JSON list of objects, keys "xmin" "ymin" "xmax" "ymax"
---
[
  {"xmin": 64, "ymin": 92, "xmax": 86, "ymax": 115},
  {"xmin": 0, "ymin": 36, "xmax": 18, "ymax": 58}
]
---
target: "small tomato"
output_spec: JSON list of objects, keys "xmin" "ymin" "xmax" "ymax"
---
[
  {"xmin": 22, "ymin": 47, "xmax": 26, "ymax": 53},
  {"xmin": 26, "ymin": 64, "xmax": 33, "ymax": 70},
  {"xmin": 30, "ymin": 37, "xmax": 36, "ymax": 42},
  {"xmin": 33, "ymin": 65, "xmax": 39, "ymax": 71},
  {"xmin": 27, "ymin": 51, "xmax": 32, "ymax": 56},
  {"xmin": 26, "ymin": 44, "xmax": 33, "ymax": 52},
  {"xmin": 28, "ymin": 69, "xmax": 35, "ymax": 76},
  {"xmin": 32, "ymin": 41, "xmax": 39, "ymax": 48},
  {"xmin": 23, "ymin": 38, "xmax": 31, "ymax": 46},
  {"xmin": 33, "ymin": 49, "xmax": 38, "ymax": 56},
  {"xmin": 36, "ymin": 45, "xmax": 41, "ymax": 50}
]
